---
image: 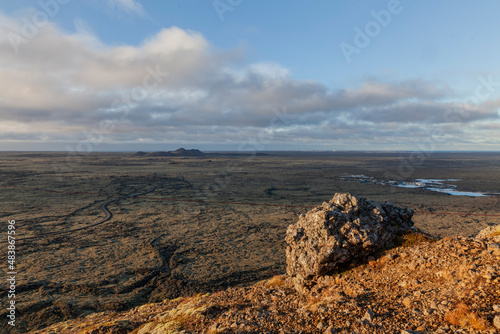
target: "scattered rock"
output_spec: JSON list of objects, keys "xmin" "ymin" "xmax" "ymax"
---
[
  {"xmin": 494, "ymin": 315, "xmax": 500, "ymax": 329},
  {"xmin": 324, "ymin": 326, "xmax": 337, "ymax": 334},
  {"xmin": 403, "ymin": 297, "xmax": 412, "ymax": 308},
  {"xmin": 487, "ymin": 242, "xmax": 500, "ymax": 256},
  {"xmin": 361, "ymin": 308, "xmax": 375, "ymax": 323}
]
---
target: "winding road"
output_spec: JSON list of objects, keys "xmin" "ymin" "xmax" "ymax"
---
[{"xmin": 2, "ymin": 186, "xmax": 157, "ymax": 243}]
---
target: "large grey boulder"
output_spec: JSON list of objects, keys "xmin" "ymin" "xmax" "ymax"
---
[{"xmin": 285, "ymin": 193, "xmax": 414, "ymax": 292}]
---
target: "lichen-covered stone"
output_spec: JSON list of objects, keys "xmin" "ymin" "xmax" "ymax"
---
[{"xmin": 286, "ymin": 193, "xmax": 414, "ymax": 292}]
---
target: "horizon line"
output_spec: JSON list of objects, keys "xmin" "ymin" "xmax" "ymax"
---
[{"xmin": 1, "ymin": 150, "xmax": 500, "ymax": 154}]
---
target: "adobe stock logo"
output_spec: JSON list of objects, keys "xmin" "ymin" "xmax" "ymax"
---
[
  {"xmin": 339, "ymin": 0, "xmax": 409, "ymax": 64},
  {"xmin": 212, "ymin": 0, "xmax": 243, "ymax": 21},
  {"xmin": 7, "ymin": 0, "xmax": 71, "ymax": 54}
]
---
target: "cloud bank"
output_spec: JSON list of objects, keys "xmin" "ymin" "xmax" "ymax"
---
[{"xmin": 0, "ymin": 13, "xmax": 499, "ymax": 150}]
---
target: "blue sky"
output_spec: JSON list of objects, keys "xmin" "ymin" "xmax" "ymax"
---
[{"xmin": 0, "ymin": 0, "xmax": 499, "ymax": 151}]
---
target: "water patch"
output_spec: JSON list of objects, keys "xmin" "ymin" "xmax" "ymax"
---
[
  {"xmin": 400, "ymin": 179, "xmax": 489, "ymax": 197},
  {"xmin": 397, "ymin": 183, "xmax": 421, "ymax": 189},
  {"xmin": 426, "ymin": 187, "xmax": 489, "ymax": 197},
  {"xmin": 342, "ymin": 174, "xmax": 491, "ymax": 197},
  {"xmin": 416, "ymin": 179, "xmax": 445, "ymax": 183}
]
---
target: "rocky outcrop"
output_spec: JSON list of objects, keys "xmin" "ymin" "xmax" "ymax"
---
[{"xmin": 285, "ymin": 193, "xmax": 414, "ymax": 292}]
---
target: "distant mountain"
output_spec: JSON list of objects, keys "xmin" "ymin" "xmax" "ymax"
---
[
  {"xmin": 169, "ymin": 148, "xmax": 205, "ymax": 156},
  {"xmin": 133, "ymin": 151, "xmax": 148, "ymax": 156},
  {"xmin": 133, "ymin": 148, "xmax": 205, "ymax": 157}
]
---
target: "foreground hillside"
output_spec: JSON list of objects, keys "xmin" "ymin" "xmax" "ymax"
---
[{"xmin": 32, "ymin": 227, "xmax": 500, "ymax": 334}]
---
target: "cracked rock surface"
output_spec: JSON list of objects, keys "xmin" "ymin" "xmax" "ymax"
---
[{"xmin": 285, "ymin": 193, "xmax": 414, "ymax": 293}]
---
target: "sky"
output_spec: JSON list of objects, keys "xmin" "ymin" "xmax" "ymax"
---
[{"xmin": 1, "ymin": 0, "xmax": 500, "ymax": 152}]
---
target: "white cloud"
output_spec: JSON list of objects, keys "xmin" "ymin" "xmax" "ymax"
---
[
  {"xmin": 106, "ymin": 0, "xmax": 148, "ymax": 17},
  {"xmin": 73, "ymin": 18, "xmax": 101, "ymax": 48}
]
